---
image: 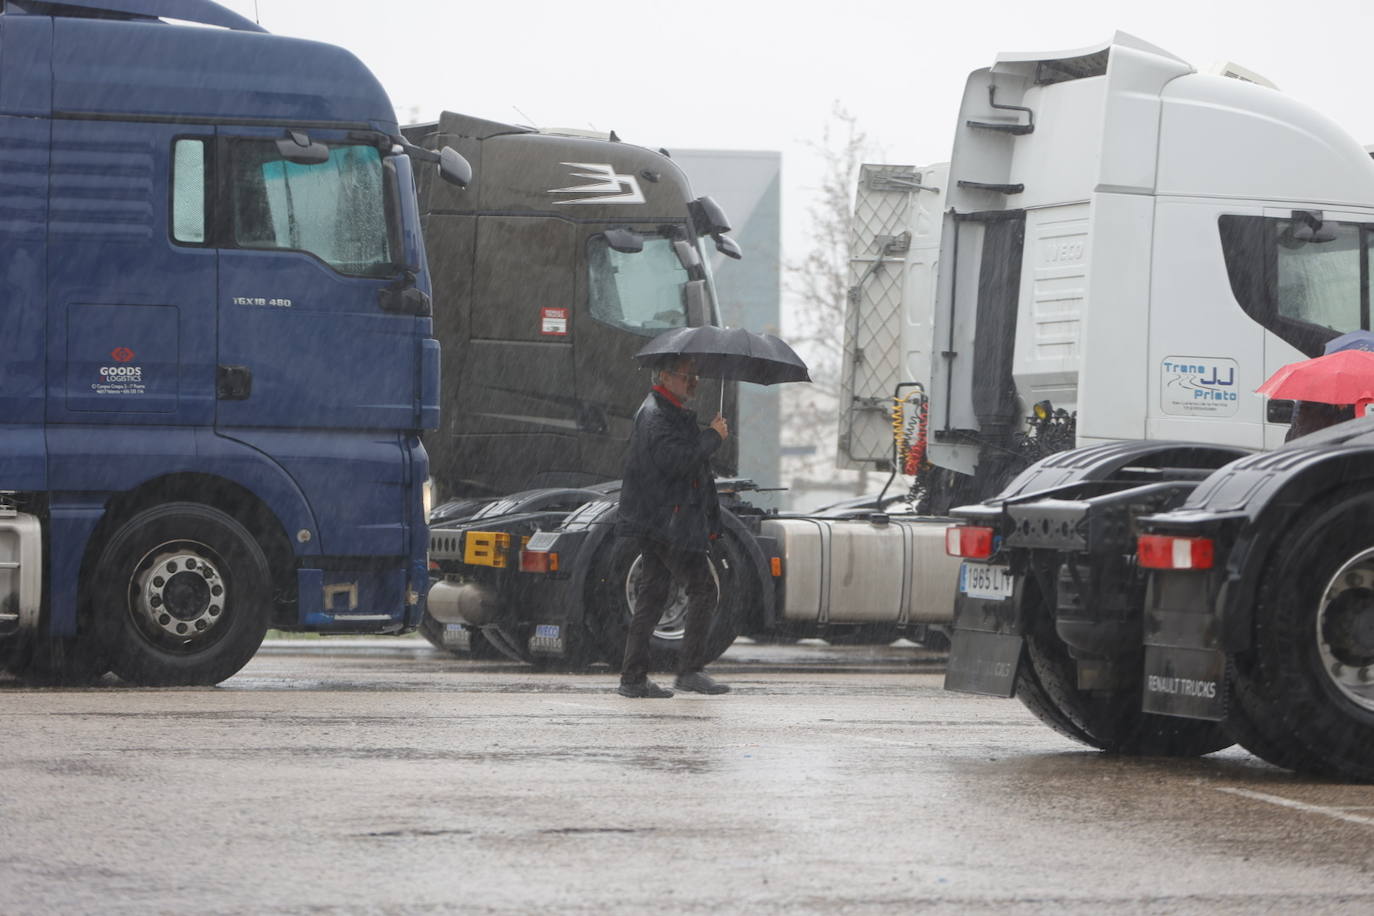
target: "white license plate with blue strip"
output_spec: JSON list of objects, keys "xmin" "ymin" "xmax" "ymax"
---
[{"xmin": 959, "ymin": 561, "xmax": 1014, "ymax": 600}]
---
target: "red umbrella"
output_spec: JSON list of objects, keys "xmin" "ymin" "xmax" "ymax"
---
[{"xmin": 1256, "ymin": 349, "xmax": 1374, "ymax": 405}]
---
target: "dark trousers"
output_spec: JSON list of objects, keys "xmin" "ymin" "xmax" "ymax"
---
[{"xmin": 620, "ymin": 536, "xmax": 717, "ymax": 685}]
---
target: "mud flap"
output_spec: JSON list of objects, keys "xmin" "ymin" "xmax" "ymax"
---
[
  {"xmin": 528, "ymin": 623, "xmax": 564, "ymax": 656},
  {"xmin": 944, "ymin": 629, "xmax": 1023, "ymax": 696},
  {"xmin": 1141, "ymin": 646, "xmax": 1226, "ymax": 720}
]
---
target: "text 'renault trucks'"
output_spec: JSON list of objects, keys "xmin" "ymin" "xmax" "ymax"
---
[
  {"xmin": 0, "ymin": 0, "xmax": 465, "ymax": 685},
  {"xmin": 939, "ymin": 35, "xmax": 1374, "ymax": 778},
  {"xmin": 421, "ymin": 129, "xmax": 964, "ymax": 666}
]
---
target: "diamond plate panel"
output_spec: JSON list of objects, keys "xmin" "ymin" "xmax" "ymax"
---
[{"xmin": 838, "ymin": 164, "xmax": 916, "ymax": 469}]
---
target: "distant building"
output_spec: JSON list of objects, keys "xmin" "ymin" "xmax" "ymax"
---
[{"xmin": 670, "ymin": 149, "xmax": 782, "ymax": 493}]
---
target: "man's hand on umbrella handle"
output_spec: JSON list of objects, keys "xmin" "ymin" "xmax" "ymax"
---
[{"xmin": 710, "ymin": 414, "xmax": 729, "ymax": 440}]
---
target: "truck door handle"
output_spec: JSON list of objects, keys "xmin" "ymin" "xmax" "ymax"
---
[{"xmin": 217, "ymin": 365, "xmax": 253, "ymax": 401}]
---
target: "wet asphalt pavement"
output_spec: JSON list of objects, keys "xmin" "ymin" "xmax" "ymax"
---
[{"xmin": 4, "ymin": 639, "xmax": 1374, "ymax": 914}]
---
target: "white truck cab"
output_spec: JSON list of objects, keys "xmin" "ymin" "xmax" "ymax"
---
[{"xmin": 923, "ymin": 33, "xmax": 1374, "ymax": 487}]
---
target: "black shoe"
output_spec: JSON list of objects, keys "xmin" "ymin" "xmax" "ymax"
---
[
  {"xmin": 674, "ymin": 671, "xmax": 730, "ymax": 695},
  {"xmin": 617, "ymin": 679, "xmax": 673, "ymax": 699}
]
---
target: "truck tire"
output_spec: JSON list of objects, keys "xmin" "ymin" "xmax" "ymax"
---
[
  {"xmin": 1017, "ymin": 596, "xmax": 1233, "ymax": 756},
  {"xmin": 587, "ymin": 534, "xmax": 747, "ymax": 672},
  {"xmin": 91, "ymin": 503, "xmax": 271, "ymax": 686},
  {"xmin": 1225, "ymin": 654, "xmax": 1335, "ymax": 775},
  {"xmin": 1231, "ymin": 489, "xmax": 1374, "ymax": 781}
]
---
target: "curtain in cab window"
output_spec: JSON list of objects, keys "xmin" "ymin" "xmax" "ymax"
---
[
  {"xmin": 231, "ymin": 143, "xmax": 391, "ymax": 277},
  {"xmin": 1277, "ymin": 223, "xmax": 1362, "ymax": 331},
  {"xmin": 586, "ymin": 236, "xmax": 689, "ymax": 335},
  {"xmin": 1220, "ymin": 214, "xmax": 1373, "ymax": 356}
]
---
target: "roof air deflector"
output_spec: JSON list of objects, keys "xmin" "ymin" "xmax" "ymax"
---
[{"xmin": 7, "ymin": 0, "xmax": 267, "ymax": 32}]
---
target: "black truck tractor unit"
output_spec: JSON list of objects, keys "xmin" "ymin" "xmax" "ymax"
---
[
  {"xmin": 403, "ymin": 113, "xmax": 740, "ymax": 501},
  {"xmin": 943, "ymin": 416, "xmax": 1374, "ymax": 780}
]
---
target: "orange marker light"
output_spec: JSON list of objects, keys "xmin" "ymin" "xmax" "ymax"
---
[{"xmin": 520, "ymin": 550, "xmax": 560, "ymax": 574}]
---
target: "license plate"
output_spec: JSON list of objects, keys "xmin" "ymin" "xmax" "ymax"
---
[
  {"xmin": 960, "ymin": 561, "xmax": 1014, "ymax": 600},
  {"xmin": 529, "ymin": 624, "xmax": 563, "ymax": 656},
  {"xmin": 440, "ymin": 623, "xmax": 471, "ymax": 650}
]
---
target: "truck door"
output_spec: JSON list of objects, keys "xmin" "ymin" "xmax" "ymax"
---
[
  {"xmin": 212, "ymin": 128, "xmax": 424, "ymax": 557},
  {"xmin": 213, "ymin": 128, "xmax": 420, "ymax": 432},
  {"xmin": 461, "ymin": 213, "xmax": 581, "ymax": 492},
  {"xmin": 1219, "ymin": 209, "xmax": 1374, "ymax": 447},
  {"xmin": 46, "ymin": 120, "xmax": 218, "ymax": 442}
]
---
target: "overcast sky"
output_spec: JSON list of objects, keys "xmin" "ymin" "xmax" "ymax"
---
[{"xmin": 215, "ymin": 0, "xmax": 1374, "ymax": 265}]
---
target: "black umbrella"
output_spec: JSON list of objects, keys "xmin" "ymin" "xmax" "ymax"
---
[{"xmin": 635, "ymin": 325, "xmax": 811, "ymax": 412}]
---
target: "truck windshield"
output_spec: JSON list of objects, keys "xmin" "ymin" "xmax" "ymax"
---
[
  {"xmin": 1220, "ymin": 214, "xmax": 1374, "ymax": 356},
  {"xmin": 586, "ymin": 234, "xmax": 691, "ymax": 335},
  {"xmin": 230, "ymin": 142, "xmax": 393, "ymax": 278}
]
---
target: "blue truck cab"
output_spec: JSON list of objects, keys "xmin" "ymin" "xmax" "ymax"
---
[{"xmin": 0, "ymin": 0, "xmax": 461, "ymax": 684}]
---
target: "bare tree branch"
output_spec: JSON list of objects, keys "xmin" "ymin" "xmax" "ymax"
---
[{"xmin": 780, "ymin": 103, "xmax": 871, "ymax": 490}]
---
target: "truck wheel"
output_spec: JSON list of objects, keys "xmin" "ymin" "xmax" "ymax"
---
[
  {"xmin": 91, "ymin": 504, "xmax": 270, "ymax": 686},
  {"xmin": 588, "ymin": 535, "xmax": 747, "ymax": 672},
  {"xmin": 1017, "ymin": 595, "xmax": 1233, "ymax": 756},
  {"xmin": 1232, "ymin": 491, "xmax": 1374, "ymax": 780}
]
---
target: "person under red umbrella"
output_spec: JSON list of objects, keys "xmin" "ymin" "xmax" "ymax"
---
[
  {"xmin": 1286, "ymin": 401, "xmax": 1356, "ymax": 441},
  {"xmin": 1257, "ymin": 348, "xmax": 1374, "ymax": 440}
]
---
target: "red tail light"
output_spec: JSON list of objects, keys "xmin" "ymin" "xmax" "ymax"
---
[
  {"xmin": 1138, "ymin": 534, "xmax": 1214, "ymax": 570},
  {"xmin": 946, "ymin": 525, "xmax": 995, "ymax": 559},
  {"xmin": 519, "ymin": 550, "xmax": 559, "ymax": 574}
]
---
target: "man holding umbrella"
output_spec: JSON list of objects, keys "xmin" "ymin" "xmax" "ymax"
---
[
  {"xmin": 615, "ymin": 355, "xmax": 731, "ymax": 698},
  {"xmin": 615, "ymin": 324, "xmax": 810, "ymax": 698}
]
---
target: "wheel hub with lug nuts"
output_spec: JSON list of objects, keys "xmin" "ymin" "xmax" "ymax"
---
[
  {"xmin": 134, "ymin": 548, "xmax": 226, "ymax": 640},
  {"xmin": 1318, "ymin": 551, "xmax": 1374, "ymax": 710}
]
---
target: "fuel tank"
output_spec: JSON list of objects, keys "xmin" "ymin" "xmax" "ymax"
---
[{"xmin": 762, "ymin": 516, "xmax": 959, "ymax": 624}]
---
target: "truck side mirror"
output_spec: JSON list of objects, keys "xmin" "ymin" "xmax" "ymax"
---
[
  {"xmin": 603, "ymin": 228, "xmax": 643, "ymax": 253},
  {"xmin": 1290, "ymin": 209, "xmax": 1339, "ymax": 243},
  {"xmin": 379, "ymin": 154, "xmax": 431, "ymax": 315},
  {"xmin": 276, "ymin": 130, "xmax": 330, "ymax": 166},
  {"xmin": 690, "ymin": 196, "xmax": 732, "ymax": 235},
  {"xmin": 673, "ymin": 239, "xmax": 701, "ymax": 270},
  {"xmin": 438, "ymin": 147, "xmax": 472, "ymax": 188},
  {"xmin": 714, "ymin": 234, "xmax": 743, "ymax": 260},
  {"xmin": 685, "ymin": 280, "xmax": 709, "ymax": 327}
]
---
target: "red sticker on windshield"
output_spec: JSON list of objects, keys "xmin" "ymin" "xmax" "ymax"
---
[{"xmin": 541, "ymin": 308, "xmax": 569, "ymax": 336}]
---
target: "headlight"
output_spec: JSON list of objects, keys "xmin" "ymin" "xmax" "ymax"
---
[{"xmin": 423, "ymin": 478, "xmax": 435, "ymax": 519}]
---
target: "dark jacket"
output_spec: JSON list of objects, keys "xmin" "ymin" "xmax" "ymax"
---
[
  {"xmin": 1285, "ymin": 400, "xmax": 1355, "ymax": 442},
  {"xmin": 616, "ymin": 388, "xmax": 722, "ymax": 552}
]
